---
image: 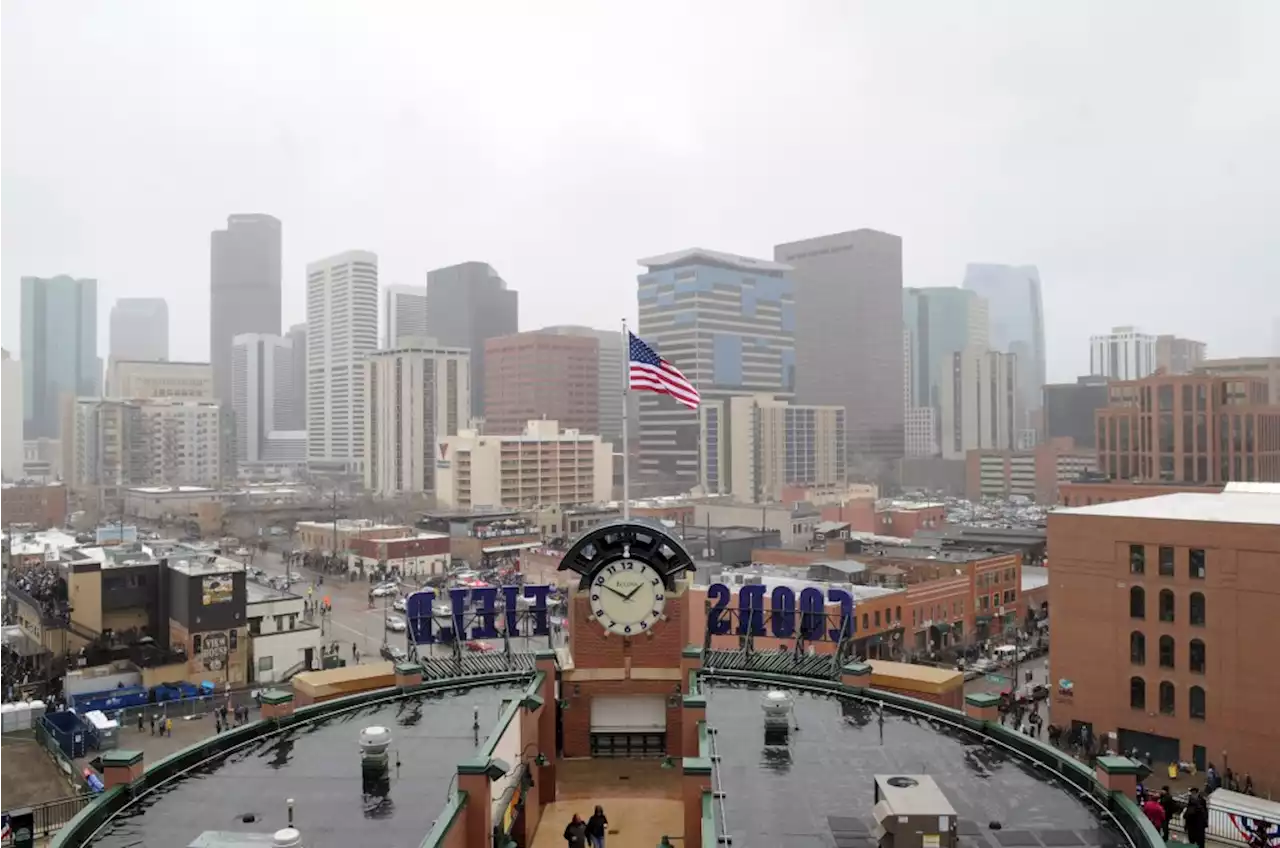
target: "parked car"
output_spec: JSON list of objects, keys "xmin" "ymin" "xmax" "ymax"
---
[
  {"xmin": 385, "ymin": 614, "xmax": 407, "ymax": 632},
  {"xmin": 372, "ymin": 583, "xmax": 399, "ymax": 598},
  {"xmin": 464, "ymin": 640, "xmax": 496, "ymax": 654},
  {"xmin": 380, "ymin": 644, "xmax": 408, "ymax": 663},
  {"xmin": 392, "ymin": 597, "xmax": 407, "ymax": 612}
]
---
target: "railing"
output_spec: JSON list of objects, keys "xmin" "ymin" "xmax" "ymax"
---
[{"xmin": 0, "ymin": 795, "xmax": 95, "ymax": 845}]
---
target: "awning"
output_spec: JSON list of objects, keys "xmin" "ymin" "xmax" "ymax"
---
[
  {"xmin": 482, "ymin": 542, "xmax": 542, "ymax": 554},
  {"xmin": 929, "ymin": 623, "xmax": 948, "ymax": 635}
]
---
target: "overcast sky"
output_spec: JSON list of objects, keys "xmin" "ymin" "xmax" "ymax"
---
[{"xmin": 3, "ymin": 1, "xmax": 1278, "ymax": 380}]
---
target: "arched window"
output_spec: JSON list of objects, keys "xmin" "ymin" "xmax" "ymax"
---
[
  {"xmin": 1129, "ymin": 586, "xmax": 1146, "ymax": 619},
  {"xmin": 1159, "ymin": 635, "xmax": 1175, "ymax": 668},
  {"xmin": 1189, "ymin": 639, "xmax": 1206, "ymax": 674},
  {"xmin": 1130, "ymin": 631, "xmax": 1146, "ymax": 665},
  {"xmin": 1190, "ymin": 592, "xmax": 1206, "ymax": 626},
  {"xmin": 862, "ymin": 613, "xmax": 869, "ymax": 631},
  {"xmin": 1130, "ymin": 677, "xmax": 1146, "ymax": 710},
  {"xmin": 1159, "ymin": 681, "xmax": 1175, "ymax": 715},
  {"xmin": 1159, "ymin": 589, "xmax": 1175, "ymax": 622},
  {"xmin": 1189, "ymin": 686, "xmax": 1206, "ymax": 720},
  {"xmin": 895, "ymin": 606, "xmax": 902, "ymax": 623}
]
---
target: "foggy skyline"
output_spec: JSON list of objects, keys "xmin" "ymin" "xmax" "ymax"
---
[{"xmin": 3, "ymin": 1, "xmax": 1278, "ymax": 382}]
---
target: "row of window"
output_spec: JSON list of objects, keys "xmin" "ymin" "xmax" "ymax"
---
[
  {"xmin": 1130, "ymin": 678, "xmax": 1206, "ymax": 719},
  {"xmin": 1129, "ymin": 544, "xmax": 1206, "ymax": 579},
  {"xmin": 1129, "ymin": 587, "xmax": 1205, "ymax": 625},
  {"xmin": 1130, "ymin": 633, "xmax": 1205, "ymax": 672}
]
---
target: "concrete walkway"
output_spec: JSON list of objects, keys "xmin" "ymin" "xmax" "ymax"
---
[{"xmin": 529, "ymin": 760, "xmax": 683, "ymax": 848}]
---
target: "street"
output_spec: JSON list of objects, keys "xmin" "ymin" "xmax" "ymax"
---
[{"xmin": 963, "ymin": 652, "xmax": 1053, "ymax": 727}]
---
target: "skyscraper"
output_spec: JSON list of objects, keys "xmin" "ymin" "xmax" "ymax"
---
[
  {"xmin": 210, "ymin": 214, "xmax": 282, "ymax": 404},
  {"xmin": 425, "ymin": 262, "xmax": 518, "ymax": 420},
  {"xmin": 21, "ymin": 275, "xmax": 99, "ymax": 439},
  {"xmin": 306, "ymin": 251, "xmax": 378, "ymax": 475},
  {"xmin": 2, "ymin": 350, "xmax": 23, "ymax": 479},
  {"xmin": 231, "ymin": 333, "xmax": 297, "ymax": 462},
  {"xmin": 285, "ymin": 323, "xmax": 308, "ymax": 431},
  {"xmin": 636, "ymin": 248, "xmax": 794, "ymax": 489},
  {"xmin": 109, "ymin": 298, "xmax": 169, "ymax": 362},
  {"xmin": 961, "ymin": 264, "xmax": 1046, "ymax": 429},
  {"xmin": 384, "ymin": 284, "xmax": 428, "ymax": 348},
  {"xmin": 1089, "ymin": 326, "xmax": 1156, "ymax": 380},
  {"xmin": 483, "ymin": 331, "xmax": 599, "ymax": 436},
  {"xmin": 902, "ymin": 287, "xmax": 989, "ymax": 410},
  {"xmin": 938, "ymin": 348, "xmax": 1020, "ymax": 459},
  {"xmin": 540, "ymin": 325, "xmax": 634, "ymax": 448},
  {"xmin": 775, "ymin": 229, "xmax": 904, "ymax": 471}
]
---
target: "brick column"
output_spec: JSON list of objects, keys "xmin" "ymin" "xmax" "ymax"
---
[
  {"xmin": 680, "ymin": 645, "xmax": 704, "ymax": 693},
  {"xmin": 394, "ymin": 662, "xmax": 424, "ymax": 689},
  {"xmin": 534, "ymin": 649, "xmax": 559, "ymax": 803},
  {"xmin": 682, "ymin": 755, "xmax": 713, "ymax": 848},
  {"xmin": 963, "ymin": 692, "xmax": 1000, "ymax": 724},
  {"xmin": 101, "ymin": 750, "xmax": 145, "ymax": 790},
  {"xmin": 841, "ymin": 661, "xmax": 872, "ymax": 691},
  {"xmin": 680, "ymin": 698, "xmax": 706, "ymax": 760},
  {"xmin": 457, "ymin": 758, "xmax": 497, "ymax": 848},
  {"xmin": 1095, "ymin": 756, "xmax": 1147, "ymax": 797},
  {"xmin": 259, "ymin": 689, "xmax": 295, "ymax": 720}
]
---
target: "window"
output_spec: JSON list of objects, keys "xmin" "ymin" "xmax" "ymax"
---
[
  {"xmin": 275, "ymin": 615, "xmax": 286, "ymax": 632},
  {"xmin": 258, "ymin": 656, "xmax": 274, "ymax": 672},
  {"xmin": 1158, "ymin": 546, "xmax": 1175, "ymax": 577},
  {"xmin": 895, "ymin": 606, "xmax": 902, "ymax": 623},
  {"xmin": 874, "ymin": 611, "xmax": 881, "ymax": 627},
  {"xmin": 1159, "ymin": 635, "xmax": 1175, "ymax": 668},
  {"xmin": 1003, "ymin": 589, "xmax": 1017, "ymax": 604},
  {"xmin": 1159, "ymin": 590, "xmax": 1175, "ymax": 622},
  {"xmin": 862, "ymin": 613, "xmax": 869, "ymax": 631},
  {"xmin": 1130, "ymin": 631, "xmax": 1146, "ymax": 665},
  {"xmin": 288, "ymin": 614, "xmax": 298, "ymax": 630},
  {"xmin": 1129, "ymin": 544, "xmax": 1145, "ymax": 574},
  {"xmin": 1130, "ymin": 677, "xmax": 1146, "ymax": 710},
  {"xmin": 193, "ymin": 634, "xmax": 203, "ymax": 654},
  {"xmin": 1190, "ymin": 592, "xmax": 1206, "ymax": 626},
  {"xmin": 1159, "ymin": 681, "xmax": 1175, "ymax": 715},
  {"xmin": 248, "ymin": 617, "xmax": 262, "ymax": 636},
  {"xmin": 1189, "ymin": 548, "xmax": 1206, "ymax": 580},
  {"xmin": 1189, "ymin": 686, "xmax": 1206, "ymax": 720},
  {"xmin": 229, "ymin": 630, "xmax": 238, "ymax": 651},
  {"xmin": 1190, "ymin": 639, "xmax": 1205, "ymax": 674},
  {"xmin": 1129, "ymin": 586, "xmax": 1146, "ymax": 619}
]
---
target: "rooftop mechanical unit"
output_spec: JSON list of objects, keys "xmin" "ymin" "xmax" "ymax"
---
[{"xmin": 870, "ymin": 775, "xmax": 959, "ymax": 848}]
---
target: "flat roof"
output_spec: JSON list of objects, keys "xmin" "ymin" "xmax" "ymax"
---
[
  {"xmin": 127, "ymin": 485, "xmax": 217, "ymax": 494},
  {"xmin": 1022, "ymin": 565, "xmax": 1049, "ymax": 592},
  {"xmin": 244, "ymin": 581, "xmax": 298, "ymax": 604},
  {"xmin": 168, "ymin": 555, "xmax": 244, "ymax": 576},
  {"xmin": 1055, "ymin": 489, "xmax": 1280, "ymax": 525}
]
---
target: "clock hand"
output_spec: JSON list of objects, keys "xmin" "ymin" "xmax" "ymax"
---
[
  {"xmin": 603, "ymin": 585, "xmax": 629, "ymax": 599},
  {"xmin": 622, "ymin": 584, "xmax": 645, "ymax": 601}
]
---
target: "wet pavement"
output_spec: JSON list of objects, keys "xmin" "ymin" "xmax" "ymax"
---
[
  {"xmin": 704, "ymin": 680, "xmax": 1123, "ymax": 848},
  {"xmin": 89, "ymin": 684, "xmax": 523, "ymax": 848}
]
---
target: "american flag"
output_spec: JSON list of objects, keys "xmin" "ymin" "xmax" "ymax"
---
[{"xmin": 629, "ymin": 332, "xmax": 700, "ymax": 409}]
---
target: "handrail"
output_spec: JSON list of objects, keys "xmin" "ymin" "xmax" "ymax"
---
[{"xmin": 705, "ymin": 724, "xmax": 730, "ymax": 845}]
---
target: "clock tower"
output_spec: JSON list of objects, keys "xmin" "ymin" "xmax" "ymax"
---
[{"xmin": 556, "ymin": 519, "xmax": 701, "ymax": 759}]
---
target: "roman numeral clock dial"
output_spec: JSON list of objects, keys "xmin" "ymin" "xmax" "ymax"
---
[{"xmin": 590, "ymin": 559, "xmax": 666, "ymax": 636}]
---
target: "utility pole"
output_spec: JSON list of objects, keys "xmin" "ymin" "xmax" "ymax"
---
[{"xmin": 331, "ymin": 489, "xmax": 340, "ymax": 575}]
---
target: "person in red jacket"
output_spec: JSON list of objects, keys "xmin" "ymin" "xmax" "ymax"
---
[{"xmin": 1142, "ymin": 795, "xmax": 1167, "ymax": 832}]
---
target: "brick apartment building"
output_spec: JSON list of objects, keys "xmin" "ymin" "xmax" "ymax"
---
[
  {"xmin": 483, "ymin": 331, "xmax": 599, "ymax": 436},
  {"xmin": 1095, "ymin": 372, "xmax": 1280, "ymax": 484},
  {"xmin": 1049, "ymin": 483, "xmax": 1280, "ymax": 793},
  {"xmin": 1, "ymin": 482, "xmax": 69, "ymax": 529}
]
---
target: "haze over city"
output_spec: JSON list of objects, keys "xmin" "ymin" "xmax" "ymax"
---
[{"xmin": 4, "ymin": 1, "xmax": 1278, "ymax": 379}]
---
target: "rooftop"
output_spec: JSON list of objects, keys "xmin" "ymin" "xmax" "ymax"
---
[
  {"xmin": 244, "ymin": 580, "xmax": 298, "ymax": 604},
  {"xmin": 637, "ymin": 247, "xmax": 793, "ymax": 274},
  {"xmin": 1055, "ymin": 486, "xmax": 1280, "ymax": 525},
  {"xmin": 127, "ymin": 485, "xmax": 218, "ymax": 495},
  {"xmin": 1022, "ymin": 565, "xmax": 1049, "ymax": 592},
  {"xmin": 168, "ymin": 554, "xmax": 244, "ymax": 576}
]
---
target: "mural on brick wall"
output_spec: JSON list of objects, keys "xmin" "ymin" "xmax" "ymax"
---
[{"xmin": 201, "ymin": 631, "xmax": 229, "ymax": 671}]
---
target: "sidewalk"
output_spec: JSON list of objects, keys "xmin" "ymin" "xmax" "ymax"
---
[{"xmin": 77, "ymin": 703, "xmax": 262, "ymax": 769}]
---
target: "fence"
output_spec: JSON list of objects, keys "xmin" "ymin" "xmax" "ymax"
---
[
  {"xmin": 1, "ymin": 795, "xmax": 94, "ymax": 845},
  {"xmin": 32, "ymin": 721, "xmax": 92, "ymax": 794},
  {"xmin": 103, "ymin": 686, "xmax": 263, "ymax": 731}
]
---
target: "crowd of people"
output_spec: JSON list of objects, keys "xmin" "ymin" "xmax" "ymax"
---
[{"xmin": 7, "ymin": 561, "xmax": 72, "ymax": 625}]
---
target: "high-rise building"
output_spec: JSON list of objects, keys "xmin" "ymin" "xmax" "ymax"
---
[
  {"xmin": 902, "ymin": 287, "xmax": 989, "ymax": 410},
  {"xmin": 285, "ymin": 323, "xmax": 308, "ymax": 431},
  {"xmin": 231, "ymin": 333, "xmax": 298, "ymax": 463},
  {"xmin": 109, "ymin": 298, "xmax": 169, "ymax": 362},
  {"xmin": 938, "ymin": 348, "xmax": 1020, "ymax": 459},
  {"xmin": 1042, "ymin": 375, "xmax": 1109, "ymax": 449},
  {"xmin": 1196, "ymin": 356, "xmax": 1280, "ymax": 404},
  {"xmin": 64, "ymin": 399, "xmax": 150, "ymax": 490},
  {"xmin": 363, "ymin": 341, "xmax": 471, "ymax": 496},
  {"xmin": 384, "ymin": 284, "xmax": 429, "ymax": 349},
  {"xmin": 484, "ymin": 331, "xmax": 599, "ymax": 436},
  {"xmin": 435, "ymin": 419, "xmax": 612, "ymax": 510},
  {"xmin": 306, "ymin": 251, "xmax": 378, "ymax": 475},
  {"xmin": 904, "ymin": 407, "xmax": 938, "ymax": 458},
  {"xmin": 699, "ymin": 393, "xmax": 845, "ymax": 503},
  {"xmin": 21, "ymin": 275, "xmax": 99, "ymax": 439},
  {"xmin": 105, "ymin": 360, "xmax": 214, "ymax": 400},
  {"xmin": 1089, "ymin": 326, "xmax": 1156, "ymax": 380},
  {"xmin": 775, "ymin": 229, "xmax": 904, "ymax": 470},
  {"xmin": 540, "ymin": 325, "xmax": 633, "ymax": 448},
  {"xmin": 210, "ymin": 214, "xmax": 282, "ymax": 404},
  {"xmin": 1154, "ymin": 335, "xmax": 1206, "ymax": 375},
  {"xmin": 425, "ymin": 262, "xmax": 519, "ymax": 420},
  {"xmin": 637, "ymin": 248, "xmax": 794, "ymax": 490},
  {"xmin": 961, "ymin": 264, "xmax": 1045, "ymax": 430},
  {"xmin": 2, "ymin": 350, "xmax": 24, "ymax": 480}
]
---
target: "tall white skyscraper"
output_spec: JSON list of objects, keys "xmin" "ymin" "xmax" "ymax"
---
[
  {"xmin": 231, "ymin": 333, "xmax": 299, "ymax": 462},
  {"xmin": 1089, "ymin": 326, "xmax": 1156, "ymax": 381},
  {"xmin": 306, "ymin": 251, "xmax": 378, "ymax": 474},
  {"xmin": 938, "ymin": 347, "xmax": 1020, "ymax": 459},
  {"xmin": 364, "ymin": 341, "xmax": 471, "ymax": 496},
  {"xmin": 384, "ymin": 284, "xmax": 428, "ymax": 349},
  {"xmin": 2, "ymin": 349, "xmax": 24, "ymax": 480},
  {"xmin": 285, "ymin": 323, "xmax": 308, "ymax": 431},
  {"xmin": 109, "ymin": 298, "xmax": 169, "ymax": 362}
]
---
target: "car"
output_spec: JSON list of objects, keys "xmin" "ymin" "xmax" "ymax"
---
[
  {"xmin": 385, "ymin": 615, "xmax": 407, "ymax": 632},
  {"xmin": 391, "ymin": 597, "xmax": 407, "ymax": 612},
  {"xmin": 380, "ymin": 644, "xmax": 408, "ymax": 663},
  {"xmin": 234, "ymin": 547, "xmax": 250, "ymax": 557},
  {"xmin": 371, "ymin": 583, "xmax": 399, "ymax": 598},
  {"xmin": 464, "ymin": 640, "xmax": 496, "ymax": 654}
]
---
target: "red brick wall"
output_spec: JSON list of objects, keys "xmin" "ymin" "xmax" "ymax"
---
[{"xmin": 1, "ymin": 484, "xmax": 69, "ymax": 529}]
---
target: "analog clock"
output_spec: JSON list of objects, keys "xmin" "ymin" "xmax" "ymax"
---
[{"xmin": 589, "ymin": 559, "xmax": 667, "ymax": 636}]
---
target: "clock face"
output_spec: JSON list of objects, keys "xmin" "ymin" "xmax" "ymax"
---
[{"xmin": 589, "ymin": 559, "xmax": 667, "ymax": 636}]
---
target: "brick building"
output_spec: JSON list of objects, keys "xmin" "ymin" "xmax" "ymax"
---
[
  {"xmin": 1048, "ymin": 483, "xmax": 1280, "ymax": 793},
  {"xmin": 1058, "ymin": 480, "xmax": 1222, "ymax": 508},
  {"xmin": 348, "ymin": 532, "xmax": 451, "ymax": 576},
  {"xmin": 294, "ymin": 519, "xmax": 412, "ymax": 554},
  {"xmin": 1095, "ymin": 372, "xmax": 1280, "ymax": 484},
  {"xmin": 1, "ymin": 482, "xmax": 69, "ymax": 529},
  {"xmin": 483, "ymin": 331, "xmax": 599, "ymax": 436}
]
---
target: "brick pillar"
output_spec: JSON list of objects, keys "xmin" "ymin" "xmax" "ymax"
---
[
  {"xmin": 101, "ymin": 749, "xmax": 145, "ymax": 790},
  {"xmin": 535, "ymin": 649, "xmax": 559, "ymax": 803},
  {"xmin": 1095, "ymin": 756, "xmax": 1146, "ymax": 797},
  {"xmin": 457, "ymin": 758, "xmax": 496, "ymax": 848},
  {"xmin": 682, "ymin": 756, "xmax": 713, "ymax": 848},
  {"xmin": 680, "ymin": 646, "xmax": 704, "ymax": 694},
  {"xmin": 681, "ymin": 698, "xmax": 706, "ymax": 759},
  {"xmin": 963, "ymin": 692, "xmax": 1000, "ymax": 724},
  {"xmin": 394, "ymin": 662, "xmax": 424, "ymax": 689},
  {"xmin": 259, "ymin": 689, "xmax": 295, "ymax": 720},
  {"xmin": 841, "ymin": 661, "xmax": 872, "ymax": 691}
]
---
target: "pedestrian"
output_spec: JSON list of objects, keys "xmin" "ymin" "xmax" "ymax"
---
[
  {"xmin": 137, "ymin": 711, "xmax": 144, "ymax": 732},
  {"xmin": 563, "ymin": 814, "xmax": 587, "ymax": 848},
  {"xmin": 1141, "ymin": 794, "xmax": 1166, "ymax": 833},
  {"xmin": 1184, "ymin": 787, "xmax": 1208, "ymax": 848},
  {"xmin": 150, "ymin": 713, "xmax": 156, "ymax": 736},
  {"xmin": 166, "ymin": 717, "xmax": 173, "ymax": 737},
  {"xmin": 586, "ymin": 805, "xmax": 608, "ymax": 848},
  {"xmin": 215, "ymin": 714, "xmax": 222, "ymax": 733},
  {"xmin": 1157, "ymin": 786, "xmax": 1178, "ymax": 842}
]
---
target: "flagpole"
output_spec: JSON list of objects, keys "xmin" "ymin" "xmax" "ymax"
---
[{"xmin": 621, "ymin": 318, "xmax": 631, "ymax": 522}]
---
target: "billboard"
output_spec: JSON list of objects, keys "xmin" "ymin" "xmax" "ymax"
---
[
  {"xmin": 406, "ymin": 585, "xmax": 553, "ymax": 645},
  {"xmin": 202, "ymin": 575, "xmax": 233, "ymax": 606},
  {"xmin": 706, "ymin": 583, "xmax": 855, "ymax": 642}
]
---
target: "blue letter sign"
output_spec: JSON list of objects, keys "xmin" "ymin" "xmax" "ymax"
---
[
  {"xmin": 406, "ymin": 585, "xmax": 553, "ymax": 645},
  {"xmin": 705, "ymin": 583, "xmax": 854, "ymax": 642}
]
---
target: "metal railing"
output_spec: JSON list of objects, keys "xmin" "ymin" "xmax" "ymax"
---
[{"xmin": 1, "ymin": 794, "xmax": 95, "ymax": 845}]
